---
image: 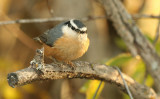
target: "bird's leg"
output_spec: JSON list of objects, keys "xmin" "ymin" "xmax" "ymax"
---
[
  {"xmin": 64, "ymin": 61, "xmax": 75, "ymax": 70},
  {"xmin": 50, "ymin": 57, "xmax": 64, "ymax": 66},
  {"xmin": 48, "ymin": 58, "xmax": 75, "ymax": 70}
]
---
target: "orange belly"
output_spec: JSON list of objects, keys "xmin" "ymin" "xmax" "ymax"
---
[{"xmin": 44, "ymin": 36, "xmax": 89, "ymax": 61}]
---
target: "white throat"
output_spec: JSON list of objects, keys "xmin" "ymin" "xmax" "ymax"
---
[{"xmin": 62, "ymin": 26, "xmax": 88, "ymax": 41}]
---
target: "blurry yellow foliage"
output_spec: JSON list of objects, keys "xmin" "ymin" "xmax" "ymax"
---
[
  {"xmin": 86, "ymin": 80, "xmax": 104, "ymax": 99},
  {"xmin": 124, "ymin": 0, "xmax": 160, "ymax": 38},
  {"xmin": 138, "ymin": 0, "xmax": 160, "ymax": 37},
  {"xmin": 124, "ymin": 0, "xmax": 144, "ymax": 13},
  {"xmin": 145, "ymin": 75, "xmax": 154, "ymax": 87},
  {"xmin": 22, "ymin": 84, "xmax": 35, "ymax": 93},
  {"xmin": 3, "ymin": 86, "xmax": 22, "ymax": 99},
  {"xmin": 0, "ymin": 0, "xmax": 12, "ymax": 12},
  {"xmin": 80, "ymin": 80, "xmax": 105, "ymax": 99},
  {"xmin": 0, "ymin": 58, "xmax": 23, "ymax": 99}
]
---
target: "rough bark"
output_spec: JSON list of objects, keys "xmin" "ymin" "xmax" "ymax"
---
[
  {"xmin": 99, "ymin": 0, "xmax": 160, "ymax": 93},
  {"xmin": 7, "ymin": 48, "xmax": 156, "ymax": 99}
]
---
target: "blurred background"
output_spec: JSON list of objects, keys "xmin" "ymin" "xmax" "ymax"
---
[{"xmin": 0, "ymin": 0, "xmax": 160, "ymax": 99}]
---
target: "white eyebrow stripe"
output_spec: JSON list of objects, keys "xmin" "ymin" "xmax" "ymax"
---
[
  {"xmin": 80, "ymin": 27, "xmax": 87, "ymax": 31},
  {"xmin": 70, "ymin": 19, "xmax": 78, "ymax": 29}
]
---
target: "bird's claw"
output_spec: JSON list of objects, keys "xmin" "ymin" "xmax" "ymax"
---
[
  {"xmin": 65, "ymin": 61, "xmax": 76, "ymax": 70},
  {"xmin": 30, "ymin": 58, "xmax": 44, "ymax": 70},
  {"xmin": 36, "ymin": 64, "xmax": 44, "ymax": 70}
]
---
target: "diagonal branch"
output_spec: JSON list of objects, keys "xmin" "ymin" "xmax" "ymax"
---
[{"xmin": 99, "ymin": 0, "xmax": 160, "ymax": 93}]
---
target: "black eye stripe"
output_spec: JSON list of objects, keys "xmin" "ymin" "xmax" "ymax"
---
[
  {"xmin": 65, "ymin": 21, "xmax": 72, "ymax": 27},
  {"xmin": 80, "ymin": 31, "xmax": 85, "ymax": 33},
  {"xmin": 71, "ymin": 26, "xmax": 75, "ymax": 30},
  {"xmin": 75, "ymin": 29, "xmax": 80, "ymax": 32},
  {"xmin": 65, "ymin": 21, "xmax": 87, "ymax": 34}
]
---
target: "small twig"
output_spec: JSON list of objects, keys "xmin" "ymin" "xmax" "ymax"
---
[
  {"xmin": 0, "ymin": 16, "xmax": 106, "ymax": 25},
  {"xmin": 115, "ymin": 67, "xmax": 133, "ymax": 99},
  {"xmin": 153, "ymin": 12, "xmax": 160, "ymax": 45},
  {"xmin": 137, "ymin": 0, "xmax": 146, "ymax": 13},
  {"xmin": 46, "ymin": 0, "xmax": 54, "ymax": 16},
  {"xmin": 0, "ymin": 12, "xmax": 40, "ymax": 50},
  {"xmin": 0, "ymin": 17, "xmax": 70, "ymax": 25},
  {"xmin": 92, "ymin": 81, "xmax": 102, "ymax": 99},
  {"xmin": 132, "ymin": 14, "xmax": 160, "ymax": 19},
  {"xmin": 0, "ymin": 14, "xmax": 160, "ymax": 25}
]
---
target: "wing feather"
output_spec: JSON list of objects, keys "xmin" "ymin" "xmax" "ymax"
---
[{"xmin": 34, "ymin": 22, "xmax": 64, "ymax": 47}]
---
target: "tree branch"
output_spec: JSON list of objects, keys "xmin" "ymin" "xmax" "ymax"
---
[
  {"xmin": 153, "ymin": 12, "xmax": 160, "ymax": 45},
  {"xmin": 132, "ymin": 14, "xmax": 160, "ymax": 19},
  {"xmin": 7, "ymin": 56, "xmax": 156, "ymax": 99},
  {"xmin": 99, "ymin": 0, "xmax": 160, "ymax": 93}
]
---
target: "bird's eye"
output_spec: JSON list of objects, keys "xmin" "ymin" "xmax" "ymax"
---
[
  {"xmin": 71, "ymin": 26, "xmax": 75, "ymax": 30},
  {"xmin": 80, "ymin": 31, "xmax": 85, "ymax": 34},
  {"xmin": 75, "ymin": 29, "xmax": 80, "ymax": 33},
  {"xmin": 68, "ymin": 24, "xmax": 71, "ymax": 27}
]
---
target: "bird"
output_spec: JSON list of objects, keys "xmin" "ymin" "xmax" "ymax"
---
[{"xmin": 34, "ymin": 19, "xmax": 90, "ymax": 69}]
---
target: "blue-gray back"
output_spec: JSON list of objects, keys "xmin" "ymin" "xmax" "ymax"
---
[{"xmin": 39, "ymin": 22, "xmax": 64, "ymax": 47}]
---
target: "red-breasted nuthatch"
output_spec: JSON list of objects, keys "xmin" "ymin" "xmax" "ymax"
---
[{"xmin": 34, "ymin": 19, "xmax": 89, "ymax": 68}]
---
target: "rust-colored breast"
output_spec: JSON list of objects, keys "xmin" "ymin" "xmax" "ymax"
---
[{"xmin": 44, "ymin": 35, "xmax": 89, "ymax": 61}]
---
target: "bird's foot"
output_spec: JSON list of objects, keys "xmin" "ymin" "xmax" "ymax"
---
[
  {"xmin": 30, "ymin": 59, "xmax": 45, "ymax": 70},
  {"xmin": 65, "ymin": 61, "xmax": 75, "ymax": 70},
  {"xmin": 30, "ymin": 59, "xmax": 37, "ymax": 68},
  {"xmin": 36, "ymin": 64, "xmax": 44, "ymax": 70},
  {"xmin": 50, "ymin": 57, "xmax": 64, "ymax": 66}
]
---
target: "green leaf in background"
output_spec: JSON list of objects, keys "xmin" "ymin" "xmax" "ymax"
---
[
  {"xmin": 106, "ymin": 53, "xmax": 154, "ymax": 99},
  {"xmin": 145, "ymin": 34, "xmax": 160, "ymax": 55},
  {"xmin": 80, "ymin": 53, "xmax": 154, "ymax": 99},
  {"xmin": 79, "ymin": 80, "xmax": 90, "ymax": 94},
  {"xmin": 80, "ymin": 53, "xmax": 132, "ymax": 99},
  {"xmin": 121, "ymin": 56, "xmax": 153, "ymax": 86},
  {"xmin": 145, "ymin": 75, "xmax": 154, "ymax": 87},
  {"xmin": 106, "ymin": 53, "xmax": 132, "ymax": 67},
  {"xmin": 114, "ymin": 37, "xmax": 127, "ymax": 51},
  {"xmin": 130, "ymin": 59, "xmax": 145, "ymax": 83}
]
